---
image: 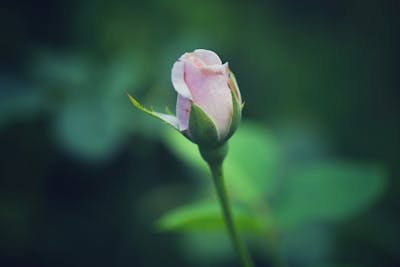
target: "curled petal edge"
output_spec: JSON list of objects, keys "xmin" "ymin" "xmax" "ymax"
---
[
  {"xmin": 192, "ymin": 49, "xmax": 222, "ymax": 65},
  {"xmin": 171, "ymin": 61, "xmax": 192, "ymax": 100}
]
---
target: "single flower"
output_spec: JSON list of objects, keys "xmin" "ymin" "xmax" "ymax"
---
[
  {"xmin": 127, "ymin": 49, "xmax": 243, "ymax": 148},
  {"xmin": 128, "ymin": 49, "xmax": 253, "ymax": 267}
]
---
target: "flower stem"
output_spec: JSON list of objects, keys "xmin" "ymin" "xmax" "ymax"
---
[{"xmin": 209, "ymin": 163, "xmax": 255, "ymax": 267}]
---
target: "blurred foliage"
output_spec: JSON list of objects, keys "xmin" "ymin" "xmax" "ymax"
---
[
  {"xmin": 160, "ymin": 122, "xmax": 387, "ymax": 266},
  {"xmin": 0, "ymin": 0, "xmax": 399, "ymax": 267},
  {"xmin": 157, "ymin": 200, "xmax": 265, "ymax": 233}
]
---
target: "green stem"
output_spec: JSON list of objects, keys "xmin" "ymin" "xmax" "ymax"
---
[{"xmin": 209, "ymin": 163, "xmax": 255, "ymax": 267}]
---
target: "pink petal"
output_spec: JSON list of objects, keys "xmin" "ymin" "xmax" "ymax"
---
[
  {"xmin": 184, "ymin": 60, "xmax": 233, "ymax": 139},
  {"xmin": 200, "ymin": 63, "xmax": 227, "ymax": 75},
  {"xmin": 176, "ymin": 95, "xmax": 191, "ymax": 131},
  {"xmin": 193, "ymin": 49, "xmax": 222, "ymax": 65},
  {"xmin": 171, "ymin": 60, "xmax": 192, "ymax": 100}
]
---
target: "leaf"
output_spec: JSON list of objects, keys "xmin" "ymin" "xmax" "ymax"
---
[
  {"xmin": 274, "ymin": 162, "xmax": 387, "ymax": 228},
  {"xmin": 157, "ymin": 201, "xmax": 266, "ymax": 233}
]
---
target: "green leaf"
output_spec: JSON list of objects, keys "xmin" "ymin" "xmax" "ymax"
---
[
  {"xmin": 188, "ymin": 104, "xmax": 220, "ymax": 147},
  {"xmin": 274, "ymin": 162, "xmax": 387, "ymax": 228},
  {"xmin": 127, "ymin": 93, "xmax": 179, "ymax": 130},
  {"xmin": 157, "ymin": 201, "xmax": 265, "ymax": 233}
]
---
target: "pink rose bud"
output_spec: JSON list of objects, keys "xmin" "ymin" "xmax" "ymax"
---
[{"xmin": 127, "ymin": 49, "xmax": 243, "ymax": 148}]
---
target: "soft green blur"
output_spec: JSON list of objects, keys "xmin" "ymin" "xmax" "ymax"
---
[{"xmin": 1, "ymin": 0, "xmax": 398, "ymax": 267}]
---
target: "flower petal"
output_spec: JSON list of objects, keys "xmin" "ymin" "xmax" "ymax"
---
[
  {"xmin": 184, "ymin": 60, "xmax": 233, "ymax": 139},
  {"xmin": 200, "ymin": 63, "xmax": 227, "ymax": 75},
  {"xmin": 176, "ymin": 95, "xmax": 191, "ymax": 131},
  {"xmin": 171, "ymin": 60, "xmax": 192, "ymax": 100},
  {"xmin": 193, "ymin": 49, "xmax": 222, "ymax": 65}
]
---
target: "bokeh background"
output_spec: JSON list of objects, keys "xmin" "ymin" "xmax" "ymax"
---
[{"xmin": 1, "ymin": 0, "xmax": 399, "ymax": 266}]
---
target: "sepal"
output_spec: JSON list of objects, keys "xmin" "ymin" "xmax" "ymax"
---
[
  {"xmin": 228, "ymin": 69, "xmax": 242, "ymax": 104},
  {"xmin": 188, "ymin": 103, "xmax": 221, "ymax": 148},
  {"xmin": 126, "ymin": 92, "xmax": 179, "ymax": 130},
  {"xmin": 222, "ymin": 90, "xmax": 242, "ymax": 142}
]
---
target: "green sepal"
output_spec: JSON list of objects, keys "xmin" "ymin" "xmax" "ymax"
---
[
  {"xmin": 223, "ymin": 90, "xmax": 242, "ymax": 142},
  {"xmin": 188, "ymin": 103, "xmax": 221, "ymax": 148},
  {"xmin": 126, "ymin": 92, "xmax": 179, "ymax": 130},
  {"xmin": 228, "ymin": 69, "xmax": 242, "ymax": 104}
]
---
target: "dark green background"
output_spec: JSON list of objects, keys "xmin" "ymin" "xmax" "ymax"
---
[{"xmin": 1, "ymin": 0, "xmax": 399, "ymax": 266}]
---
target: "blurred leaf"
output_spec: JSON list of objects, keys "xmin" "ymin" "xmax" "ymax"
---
[
  {"xmin": 278, "ymin": 123, "xmax": 329, "ymax": 167},
  {"xmin": 102, "ymin": 56, "xmax": 144, "ymax": 98},
  {"xmin": 157, "ymin": 201, "xmax": 265, "ymax": 233},
  {"xmin": 53, "ymin": 99, "xmax": 126, "ymax": 162},
  {"xmin": 275, "ymin": 163, "xmax": 387, "ymax": 228},
  {"xmin": 163, "ymin": 121, "xmax": 282, "ymax": 204},
  {"xmin": 31, "ymin": 51, "xmax": 92, "ymax": 92},
  {"xmin": 225, "ymin": 122, "xmax": 282, "ymax": 204},
  {"xmin": 33, "ymin": 50, "xmax": 148, "ymax": 162}
]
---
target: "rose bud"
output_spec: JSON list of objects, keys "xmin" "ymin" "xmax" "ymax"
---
[{"xmin": 127, "ymin": 49, "xmax": 243, "ymax": 148}]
